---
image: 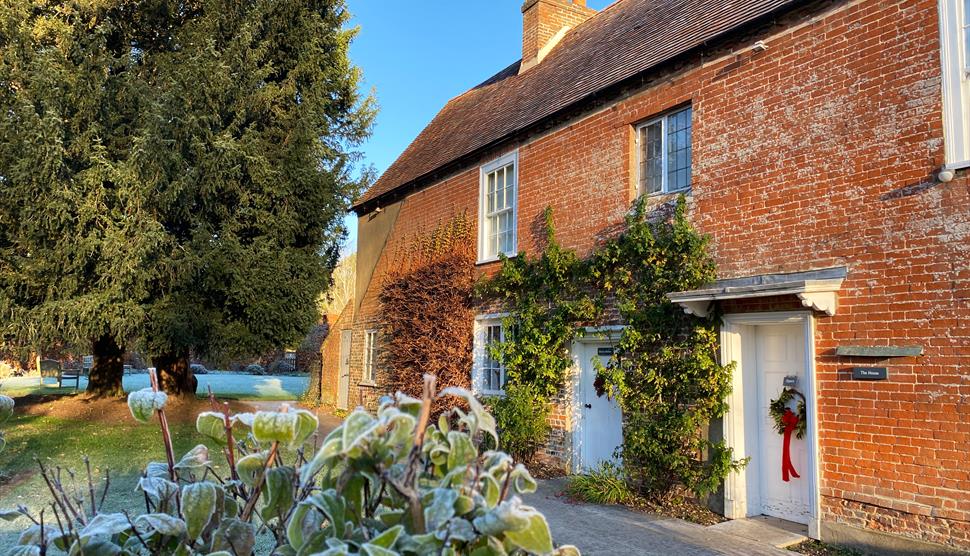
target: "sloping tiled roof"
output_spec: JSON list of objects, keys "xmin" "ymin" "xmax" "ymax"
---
[{"xmin": 355, "ymin": 0, "xmax": 802, "ymax": 211}]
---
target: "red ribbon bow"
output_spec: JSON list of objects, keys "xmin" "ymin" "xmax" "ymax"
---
[{"xmin": 781, "ymin": 408, "xmax": 801, "ymax": 482}]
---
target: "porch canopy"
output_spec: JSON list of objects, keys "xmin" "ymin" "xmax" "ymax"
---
[{"xmin": 667, "ymin": 266, "xmax": 847, "ymax": 318}]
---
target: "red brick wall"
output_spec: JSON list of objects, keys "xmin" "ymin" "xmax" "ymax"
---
[{"xmin": 353, "ymin": 0, "xmax": 970, "ymax": 548}]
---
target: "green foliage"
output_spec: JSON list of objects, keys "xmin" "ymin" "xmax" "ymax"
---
[
  {"xmin": 565, "ymin": 462, "xmax": 632, "ymax": 505},
  {"xmin": 486, "ymin": 383, "xmax": 551, "ymax": 463},
  {"xmin": 4, "ymin": 382, "xmax": 579, "ymax": 555},
  {"xmin": 479, "ymin": 207, "xmax": 597, "ymax": 400},
  {"xmin": 484, "ymin": 197, "xmax": 744, "ymax": 499},
  {"xmin": 587, "ymin": 196, "xmax": 744, "ymax": 497},
  {"xmin": 0, "ymin": 0, "xmax": 375, "ymax": 373}
]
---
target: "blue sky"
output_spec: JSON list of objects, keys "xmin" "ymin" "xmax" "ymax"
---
[{"xmin": 341, "ymin": 0, "xmax": 613, "ymax": 254}]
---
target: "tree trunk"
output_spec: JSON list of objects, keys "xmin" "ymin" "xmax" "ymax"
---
[
  {"xmin": 154, "ymin": 350, "xmax": 197, "ymax": 396},
  {"xmin": 88, "ymin": 335, "xmax": 125, "ymax": 397}
]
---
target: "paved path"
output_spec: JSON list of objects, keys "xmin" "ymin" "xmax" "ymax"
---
[
  {"xmin": 525, "ymin": 479, "xmax": 792, "ymax": 556},
  {"xmin": 0, "ymin": 373, "xmax": 308, "ymax": 399}
]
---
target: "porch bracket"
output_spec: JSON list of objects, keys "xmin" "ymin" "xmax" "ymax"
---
[
  {"xmin": 667, "ymin": 266, "xmax": 847, "ymax": 317},
  {"xmin": 796, "ymin": 291, "xmax": 838, "ymax": 316}
]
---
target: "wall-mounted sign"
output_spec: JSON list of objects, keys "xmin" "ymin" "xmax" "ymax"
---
[
  {"xmin": 852, "ymin": 367, "xmax": 888, "ymax": 380},
  {"xmin": 597, "ymin": 347, "xmax": 614, "ymax": 356}
]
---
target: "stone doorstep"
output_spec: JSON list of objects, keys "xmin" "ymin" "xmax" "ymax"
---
[{"xmin": 707, "ymin": 516, "xmax": 809, "ymax": 548}]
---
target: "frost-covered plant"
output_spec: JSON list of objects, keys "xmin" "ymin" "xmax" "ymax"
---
[
  {"xmin": 3, "ymin": 374, "xmax": 577, "ymax": 555},
  {"xmin": 267, "ymin": 360, "xmax": 296, "ymax": 375},
  {"xmin": 244, "ymin": 363, "xmax": 265, "ymax": 375},
  {"xmin": 0, "ymin": 394, "xmax": 13, "ymax": 453}
]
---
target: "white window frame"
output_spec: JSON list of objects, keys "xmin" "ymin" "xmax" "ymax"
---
[
  {"xmin": 362, "ymin": 330, "xmax": 377, "ymax": 385},
  {"xmin": 939, "ymin": 0, "xmax": 970, "ymax": 169},
  {"xmin": 635, "ymin": 106, "xmax": 693, "ymax": 195},
  {"xmin": 477, "ymin": 152, "xmax": 518, "ymax": 264},
  {"xmin": 472, "ymin": 313, "xmax": 508, "ymax": 396}
]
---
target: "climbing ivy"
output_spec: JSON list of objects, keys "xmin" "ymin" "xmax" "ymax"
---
[
  {"xmin": 478, "ymin": 208, "xmax": 597, "ymax": 401},
  {"xmin": 588, "ymin": 196, "xmax": 745, "ymax": 498},
  {"xmin": 482, "ymin": 197, "xmax": 746, "ymax": 500}
]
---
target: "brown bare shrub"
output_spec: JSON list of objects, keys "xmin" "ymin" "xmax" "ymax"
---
[{"xmin": 379, "ymin": 214, "xmax": 475, "ymax": 415}]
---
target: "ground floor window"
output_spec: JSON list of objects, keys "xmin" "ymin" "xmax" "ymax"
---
[
  {"xmin": 363, "ymin": 330, "xmax": 378, "ymax": 384},
  {"xmin": 473, "ymin": 316, "xmax": 506, "ymax": 395}
]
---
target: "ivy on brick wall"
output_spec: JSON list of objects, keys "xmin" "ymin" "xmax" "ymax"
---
[
  {"xmin": 588, "ymin": 196, "xmax": 746, "ymax": 498},
  {"xmin": 379, "ymin": 214, "xmax": 476, "ymax": 416},
  {"xmin": 482, "ymin": 196, "xmax": 746, "ymax": 500},
  {"xmin": 479, "ymin": 207, "xmax": 598, "ymax": 400}
]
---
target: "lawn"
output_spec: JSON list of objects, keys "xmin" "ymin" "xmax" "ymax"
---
[
  {"xmin": 0, "ymin": 373, "xmax": 309, "ymax": 401},
  {"xmin": 0, "ymin": 394, "xmax": 335, "ymax": 552}
]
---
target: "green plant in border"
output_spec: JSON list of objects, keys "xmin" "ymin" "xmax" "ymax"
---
[
  {"xmin": 478, "ymin": 207, "xmax": 598, "ymax": 401},
  {"xmin": 485, "ymin": 383, "xmax": 552, "ymax": 463},
  {"xmin": 587, "ymin": 196, "xmax": 746, "ymax": 498},
  {"xmin": 565, "ymin": 461, "xmax": 633, "ymax": 505}
]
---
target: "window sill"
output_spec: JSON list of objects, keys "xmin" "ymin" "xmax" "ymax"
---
[
  {"xmin": 643, "ymin": 188, "xmax": 692, "ymax": 198},
  {"xmin": 479, "ymin": 390, "xmax": 505, "ymax": 398},
  {"xmin": 475, "ymin": 253, "xmax": 517, "ymax": 266},
  {"xmin": 358, "ymin": 381, "xmax": 378, "ymax": 388}
]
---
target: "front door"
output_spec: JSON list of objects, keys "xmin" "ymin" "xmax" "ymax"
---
[
  {"xmin": 755, "ymin": 323, "xmax": 810, "ymax": 523},
  {"xmin": 578, "ymin": 342, "xmax": 623, "ymax": 470},
  {"xmin": 337, "ymin": 330, "xmax": 352, "ymax": 410}
]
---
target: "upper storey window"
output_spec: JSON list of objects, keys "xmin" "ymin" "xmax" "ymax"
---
[
  {"xmin": 478, "ymin": 152, "xmax": 518, "ymax": 262},
  {"xmin": 940, "ymin": 0, "xmax": 970, "ymax": 168},
  {"xmin": 637, "ymin": 106, "xmax": 693, "ymax": 195}
]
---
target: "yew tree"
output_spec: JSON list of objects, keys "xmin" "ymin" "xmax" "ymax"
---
[{"xmin": 0, "ymin": 0, "xmax": 374, "ymax": 395}]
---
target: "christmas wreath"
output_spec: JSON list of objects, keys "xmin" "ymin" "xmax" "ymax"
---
[{"xmin": 769, "ymin": 387, "xmax": 807, "ymax": 439}]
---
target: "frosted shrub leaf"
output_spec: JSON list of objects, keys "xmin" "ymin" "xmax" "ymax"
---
[
  {"xmin": 341, "ymin": 410, "xmax": 380, "ymax": 457},
  {"xmin": 253, "ymin": 410, "xmax": 298, "ymax": 445},
  {"xmin": 196, "ymin": 412, "xmax": 227, "ymax": 444},
  {"xmin": 181, "ymin": 482, "xmax": 218, "ymax": 540},
  {"xmin": 472, "ymin": 499, "xmax": 532, "ymax": 536},
  {"xmin": 210, "ymin": 519, "xmax": 255, "ymax": 556},
  {"xmin": 260, "ymin": 467, "xmax": 296, "ymax": 522},
  {"xmin": 0, "ymin": 395, "xmax": 14, "ymax": 422},
  {"xmin": 127, "ymin": 389, "xmax": 167, "ymax": 423},
  {"xmin": 424, "ymin": 488, "xmax": 458, "ymax": 531},
  {"xmin": 510, "ymin": 463, "xmax": 538, "ymax": 494},
  {"xmin": 174, "ymin": 444, "xmax": 209, "ymax": 473},
  {"xmin": 292, "ymin": 409, "xmax": 319, "ymax": 447},
  {"xmin": 78, "ymin": 513, "xmax": 131, "ymax": 539},
  {"xmin": 145, "ymin": 462, "xmax": 170, "ymax": 479},
  {"xmin": 236, "ymin": 452, "xmax": 269, "ymax": 487},
  {"xmin": 505, "ymin": 511, "xmax": 555, "ymax": 555},
  {"xmin": 138, "ymin": 477, "xmax": 179, "ymax": 510},
  {"xmin": 0, "ymin": 509, "xmax": 23, "ymax": 521},
  {"xmin": 300, "ymin": 435, "xmax": 342, "ymax": 485},
  {"xmin": 135, "ymin": 513, "xmax": 186, "ymax": 537},
  {"xmin": 439, "ymin": 387, "xmax": 497, "ymax": 443}
]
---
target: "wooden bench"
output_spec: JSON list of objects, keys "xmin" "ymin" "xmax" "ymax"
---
[{"xmin": 39, "ymin": 359, "xmax": 80, "ymax": 390}]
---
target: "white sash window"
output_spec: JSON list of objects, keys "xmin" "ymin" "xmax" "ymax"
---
[
  {"xmin": 940, "ymin": 0, "xmax": 970, "ymax": 168},
  {"xmin": 478, "ymin": 152, "xmax": 518, "ymax": 263}
]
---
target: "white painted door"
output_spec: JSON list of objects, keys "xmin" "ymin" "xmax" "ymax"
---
[
  {"xmin": 755, "ymin": 323, "xmax": 810, "ymax": 524},
  {"xmin": 337, "ymin": 330, "xmax": 352, "ymax": 410},
  {"xmin": 579, "ymin": 342, "xmax": 623, "ymax": 470}
]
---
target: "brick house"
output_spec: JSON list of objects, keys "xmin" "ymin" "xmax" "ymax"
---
[{"xmin": 329, "ymin": 0, "xmax": 970, "ymax": 551}]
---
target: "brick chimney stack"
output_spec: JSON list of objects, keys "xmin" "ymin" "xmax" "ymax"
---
[{"xmin": 520, "ymin": 0, "xmax": 596, "ymax": 72}]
